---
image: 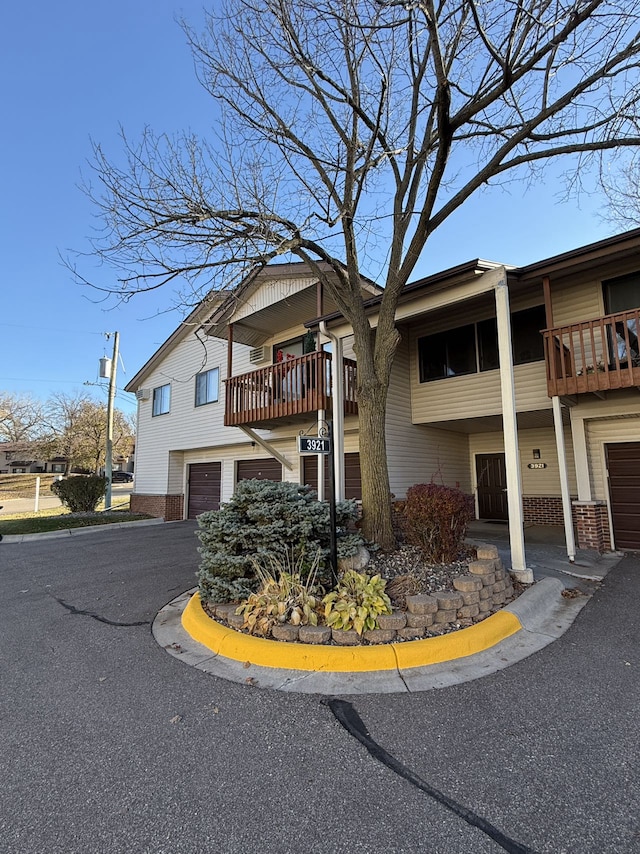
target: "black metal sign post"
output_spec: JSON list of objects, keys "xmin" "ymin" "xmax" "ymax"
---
[
  {"xmin": 326, "ymin": 421, "xmax": 338, "ymax": 586},
  {"xmin": 298, "ymin": 420, "xmax": 337, "ymax": 585}
]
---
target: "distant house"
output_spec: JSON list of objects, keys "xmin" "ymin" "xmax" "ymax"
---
[
  {"xmin": 0, "ymin": 443, "xmax": 67, "ymax": 474},
  {"xmin": 125, "ymin": 230, "xmax": 640, "ymax": 562}
]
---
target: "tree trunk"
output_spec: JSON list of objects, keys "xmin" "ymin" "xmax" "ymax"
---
[{"xmin": 357, "ymin": 378, "xmax": 395, "ymax": 551}]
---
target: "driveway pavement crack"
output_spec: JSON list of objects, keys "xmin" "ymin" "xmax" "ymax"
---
[
  {"xmin": 324, "ymin": 698, "xmax": 539, "ymax": 854},
  {"xmin": 51, "ymin": 595, "xmax": 150, "ymax": 627}
]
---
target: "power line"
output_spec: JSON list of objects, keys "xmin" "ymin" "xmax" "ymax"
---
[{"xmin": 0, "ymin": 322, "xmax": 106, "ymax": 336}]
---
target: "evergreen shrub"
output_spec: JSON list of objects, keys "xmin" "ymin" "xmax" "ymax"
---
[
  {"xmin": 197, "ymin": 479, "xmax": 362, "ymax": 603},
  {"xmin": 402, "ymin": 482, "xmax": 475, "ymax": 564},
  {"xmin": 50, "ymin": 475, "xmax": 108, "ymax": 513}
]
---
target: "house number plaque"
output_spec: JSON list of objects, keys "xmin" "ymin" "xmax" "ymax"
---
[
  {"xmin": 527, "ymin": 462, "xmax": 547, "ymax": 469},
  {"xmin": 298, "ymin": 436, "xmax": 332, "ymax": 454}
]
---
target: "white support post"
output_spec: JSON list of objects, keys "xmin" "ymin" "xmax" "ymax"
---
[
  {"xmin": 571, "ymin": 414, "xmax": 591, "ymax": 501},
  {"xmin": 495, "ymin": 278, "xmax": 532, "ymax": 583},
  {"xmin": 317, "ymin": 409, "xmax": 326, "ymax": 500},
  {"xmin": 34, "ymin": 476, "xmax": 40, "ymax": 513},
  {"xmin": 332, "ymin": 336, "xmax": 345, "ymax": 501},
  {"xmin": 320, "ymin": 322, "xmax": 345, "ymax": 501},
  {"xmin": 552, "ymin": 396, "xmax": 576, "ymax": 562}
]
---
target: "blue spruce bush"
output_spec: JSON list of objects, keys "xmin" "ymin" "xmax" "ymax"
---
[{"xmin": 197, "ymin": 479, "xmax": 362, "ymax": 603}]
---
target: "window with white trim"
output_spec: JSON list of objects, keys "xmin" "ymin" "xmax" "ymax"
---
[
  {"xmin": 195, "ymin": 368, "xmax": 219, "ymax": 407},
  {"xmin": 152, "ymin": 384, "xmax": 171, "ymax": 416}
]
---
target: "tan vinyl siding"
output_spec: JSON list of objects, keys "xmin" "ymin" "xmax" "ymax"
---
[
  {"xmin": 549, "ymin": 276, "xmax": 603, "ymax": 327},
  {"xmin": 411, "ymin": 361, "xmax": 550, "ymax": 424},
  {"xmin": 469, "ymin": 427, "xmax": 577, "ymax": 497},
  {"xmin": 385, "ymin": 338, "xmax": 470, "ymax": 496},
  {"xmin": 586, "ymin": 414, "xmax": 640, "ymax": 501},
  {"xmin": 134, "ymin": 332, "xmax": 255, "ymax": 494},
  {"xmin": 232, "ymin": 275, "xmax": 316, "ymax": 321},
  {"xmin": 549, "ymin": 255, "xmax": 640, "ymax": 328},
  {"xmin": 268, "ymin": 323, "xmax": 314, "ymax": 351},
  {"xmin": 342, "ymin": 334, "xmax": 356, "ymax": 361}
]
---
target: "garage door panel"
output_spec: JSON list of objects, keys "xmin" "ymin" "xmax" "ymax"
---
[
  {"xmin": 237, "ymin": 458, "xmax": 282, "ymax": 483},
  {"xmin": 304, "ymin": 453, "xmax": 361, "ymax": 501},
  {"xmin": 607, "ymin": 443, "xmax": 640, "ymax": 550},
  {"xmin": 344, "ymin": 453, "xmax": 362, "ymax": 501},
  {"xmin": 609, "ymin": 487, "xmax": 639, "ymax": 503},
  {"xmin": 188, "ymin": 462, "xmax": 221, "ymax": 519}
]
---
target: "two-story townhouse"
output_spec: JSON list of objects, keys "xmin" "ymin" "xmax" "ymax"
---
[
  {"xmin": 0, "ymin": 443, "xmax": 68, "ymax": 474},
  {"xmin": 125, "ymin": 262, "xmax": 382, "ymax": 519},
  {"xmin": 125, "ymin": 229, "xmax": 640, "ymax": 563}
]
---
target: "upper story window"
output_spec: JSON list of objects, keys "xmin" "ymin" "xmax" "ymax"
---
[
  {"xmin": 273, "ymin": 331, "xmax": 318, "ymax": 363},
  {"xmin": 418, "ymin": 305, "xmax": 545, "ymax": 383},
  {"xmin": 152, "ymin": 384, "xmax": 171, "ymax": 416},
  {"xmin": 195, "ymin": 368, "xmax": 219, "ymax": 407},
  {"xmin": 603, "ymin": 272, "xmax": 640, "ymax": 366},
  {"xmin": 418, "ymin": 324, "xmax": 476, "ymax": 382},
  {"xmin": 603, "ymin": 271, "xmax": 640, "ymax": 313}
]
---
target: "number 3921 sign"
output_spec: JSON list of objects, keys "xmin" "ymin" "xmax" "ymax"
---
[{"xmin": 297, "ymin": 436, "xmax": 332, "ymax": 455}]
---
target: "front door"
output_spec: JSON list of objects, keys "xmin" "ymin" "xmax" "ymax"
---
[{"xmin": 476, "ymin": 453, "xmax": 508, "ymax": 520}]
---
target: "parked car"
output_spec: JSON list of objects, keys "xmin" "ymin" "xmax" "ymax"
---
[{"xmin": 111, "ymin": 471, "xmax": 133, "ymax": 483}]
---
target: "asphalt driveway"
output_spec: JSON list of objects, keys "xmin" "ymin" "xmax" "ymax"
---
[{"xmin": 1, "ymin": 522, "xmax": 638, "ymax": 853}]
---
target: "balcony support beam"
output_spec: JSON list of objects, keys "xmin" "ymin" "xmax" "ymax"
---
[{"xmin": 238, "ymin": 426, "xmax": 293, "ymax": 471}]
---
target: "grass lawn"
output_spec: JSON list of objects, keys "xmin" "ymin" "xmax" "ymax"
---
[
  {"xmin": 0, "ymin": 506, "xmax": 155, "ymax": 535},
  {"xmin": 0, "ymin": 473, "xmax": 59, "ymax": 500}
]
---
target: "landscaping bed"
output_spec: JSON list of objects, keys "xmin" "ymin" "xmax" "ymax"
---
[{"xmin": 201, "ymin": 543, "xmax": 524, "ymax": 646}]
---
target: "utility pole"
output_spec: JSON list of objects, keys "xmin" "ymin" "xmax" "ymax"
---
[{"xmin": 104, "ymin": 332, "xmax": 119, "ymax": 511}]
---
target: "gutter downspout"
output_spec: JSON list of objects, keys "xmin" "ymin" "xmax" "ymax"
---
[{"xmin": 319, "ymin": 321, "xmax": 345, "ymax": 500}]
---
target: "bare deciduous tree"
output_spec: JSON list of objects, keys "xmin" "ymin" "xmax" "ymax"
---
[
  {"xmin": 0, "ymin": 392, "xmax": 44, "ymax": 443},
  {"xmin": 601, "ymin": 151, "xmax": 640, "ymax": 226},
  {"xmin": 74, "ymin": 0, "xmax": 640, "ymax": 548},
  {"xmin": 43, "ymin": 392, "xmax": 135, "ymax": 474}
]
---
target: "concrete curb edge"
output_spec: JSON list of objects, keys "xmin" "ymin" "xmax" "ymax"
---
[
  {"xmin": 1, "ymin": 517, "xmax": 165, "ymax": 543},
  {"xmin": 151, "ymin": 576, "xmax": 591, "ymax": 694}
]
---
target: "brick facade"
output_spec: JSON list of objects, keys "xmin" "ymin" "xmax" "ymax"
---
[
  {"xmin": 131, "ymin": 493, "xmax": 184, "ymax": 522},
  {"xmin": 483, "ymin": 495, "xmax": 617, "ymax": 554},
  {"xmin": 522, "ymin": 496, "xmax": 567, "ymax": 526},
  {"xmin": 572, "ymin": 501, "xmax": 612, "ymax": 553}
]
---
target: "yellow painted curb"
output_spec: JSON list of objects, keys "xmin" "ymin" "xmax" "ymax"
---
[{"xmin": 182, "ymin": 593, "xmax": 523, "ymax": 673}]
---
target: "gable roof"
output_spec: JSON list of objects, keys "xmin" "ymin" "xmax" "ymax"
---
[
  {"xmin": 125, "ymin": 262, "xmax": 383, "ymax": 390},
  {"xmin": 125, "ymin": 228, "xmax": 640, "ymax": 390}
]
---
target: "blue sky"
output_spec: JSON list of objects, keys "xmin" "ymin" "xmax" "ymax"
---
[{"xmin": 0, "ymin": 1, "xmax": 620, "ymax": 415}]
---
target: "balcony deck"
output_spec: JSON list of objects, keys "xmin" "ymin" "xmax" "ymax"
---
[
  {"xmin": 224, "ymin": 351, "xmax": 358, "ymax": 428},
  {"xmin": 543, "ymin": 308, "xmax": 640, "ymax": 397}
]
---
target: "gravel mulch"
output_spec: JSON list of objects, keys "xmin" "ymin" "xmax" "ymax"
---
[{"xmin": 368, "ymin": 543, "xmax": 476, "ymax": 592}]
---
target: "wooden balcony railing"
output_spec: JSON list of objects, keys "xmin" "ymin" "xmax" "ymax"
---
[
  {"xmin": 224, "ymin": 351, "xmax": 358, "ymax": 427},
  {"xmin": 543, "ymin": 308, "xmax": 640, "ymax": 397}
]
